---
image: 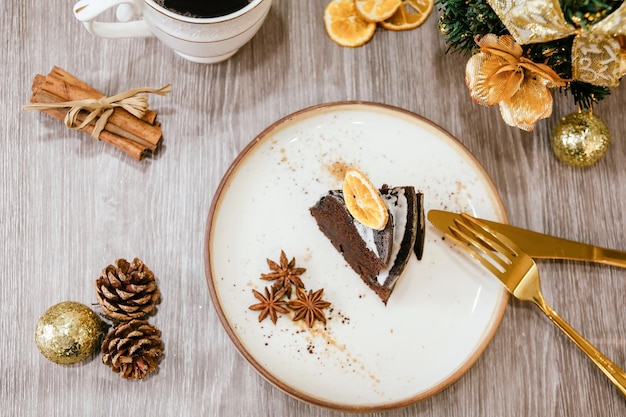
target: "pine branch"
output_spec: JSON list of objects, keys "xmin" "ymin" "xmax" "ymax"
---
[{"xmin": 436, "ymin": 0, "xmax": 507, "ymax": 56}]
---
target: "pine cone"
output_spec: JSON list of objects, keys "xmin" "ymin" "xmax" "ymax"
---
[
  {"xmin": 95, "ymin": 258, "xmax": 160, "ymax": 321},
  {"xmin": 101, "ymin": 319, "xmax": 164, "ymax": 380}
]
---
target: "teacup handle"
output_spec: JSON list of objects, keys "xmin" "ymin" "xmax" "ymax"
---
[{"xmin": 73, "ymin": 0, "xmax": 153, "ymax": 38}]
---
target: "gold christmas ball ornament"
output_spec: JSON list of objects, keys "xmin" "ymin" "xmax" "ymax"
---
[
  {"xmin": 551, "ymin": 112, "xmax": 610, "ymax": 167},
  {"xmin": 35, "ymin": 301, "xmax": 107, "ymax": 365}
]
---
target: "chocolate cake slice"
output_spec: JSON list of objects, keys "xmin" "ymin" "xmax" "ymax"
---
[
  {"xmin": 309, "ymin": 190, "xmax": 393, "ymax": 281},
  {"xmin": 310, "ymin": 185, "xmax": 422, "ymax": 304}
]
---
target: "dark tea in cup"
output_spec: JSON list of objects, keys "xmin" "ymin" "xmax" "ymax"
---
[{"xmin": 160, "ymin": 0, "xmax": 250, "ymax": 18}]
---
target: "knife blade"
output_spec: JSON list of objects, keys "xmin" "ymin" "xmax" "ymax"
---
[{"xmin": 428, "ymin": 209, "xmax": 626, "ymax": 268}]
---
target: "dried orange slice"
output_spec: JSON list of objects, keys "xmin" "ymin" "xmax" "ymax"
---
[
  {"xmin": 342, "ymin": 168, "xmax": 389, "ymax": 230},
  {"xmin": 324, "ymin": 0, "xmax": 377, "ymax": 47},
  {"xmin": 379, "ymin": 0, "xmax": 433, "ymax": 30},
  {"xmin": 355, "ymin": 0, "xmax": 402, "ymax": 22}
]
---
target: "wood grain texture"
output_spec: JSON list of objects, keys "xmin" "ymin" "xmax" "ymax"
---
[{"xmin": 2, "ymin": 0, "xmax": 626, "ymax": 416}]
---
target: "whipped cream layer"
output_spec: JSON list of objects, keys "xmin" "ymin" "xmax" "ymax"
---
[{"xmin": 354, "ymin": 188, "xmax": 408, "ymax": 285}]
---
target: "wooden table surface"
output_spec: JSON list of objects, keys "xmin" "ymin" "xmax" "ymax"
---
[{"xmin": 2, "ymin": 1, "xmax": 626, "ymax": 416}]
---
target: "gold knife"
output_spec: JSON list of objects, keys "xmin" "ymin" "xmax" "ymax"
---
[{"xmin": 428, "ymin": 209, "xmax": 626, "ymax": 268}]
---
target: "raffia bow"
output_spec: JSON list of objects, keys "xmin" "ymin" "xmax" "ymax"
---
[
  {"xmin": 487, "ymin": 0, "xmax": 626, "ymax": 87},
  {"xmin": 24, "ymin": 84, "xmax": 172, "ymax": 139}
]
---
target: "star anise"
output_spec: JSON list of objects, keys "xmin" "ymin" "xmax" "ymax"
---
[
  {"xmin": 287, "ymin": 287, "xmax": 331, "ymax": 328},
  {"xmin": 249, "ymin": 286, "xmax": 289, "ymax": 324},
  {"xmin": 260, "ymin": 250, "xmax": 306, "ymax": 298}
]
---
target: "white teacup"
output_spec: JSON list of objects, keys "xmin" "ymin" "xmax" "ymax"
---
[{"xmin": 73, "ymin": 0, "xmax": 272, "ymax": 63}]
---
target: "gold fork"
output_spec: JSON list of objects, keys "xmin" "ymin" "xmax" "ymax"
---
[{"xmin": 448, "ymin": 213, "xmax": 626, "ymax": 397}]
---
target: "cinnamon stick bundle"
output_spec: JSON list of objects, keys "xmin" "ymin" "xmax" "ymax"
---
[{"xmin": 28, "ymin": 67, "xmax": 167, "ymax": 160}]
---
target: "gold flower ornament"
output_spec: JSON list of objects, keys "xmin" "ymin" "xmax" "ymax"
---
[{"xmin": 465, "ymin": 34, "xmax": 567, "ymax": 131}]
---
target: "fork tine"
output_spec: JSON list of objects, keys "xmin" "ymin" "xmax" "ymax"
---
[
  {"xmin": 452, "ymin": 218, "xmax": 512, "ymax": 271},
  {"xmin": 448, "ymin": 223, "xmax": 505, "ymax": 277},
  {"xmin": 450, "ymin": 214, "xmax": 519, "ymax": 276},
  {"xmin": 458, "ymin": 213, "xmax": 520, "ymax": 260}
]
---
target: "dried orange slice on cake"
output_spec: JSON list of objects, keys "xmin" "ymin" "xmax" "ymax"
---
[
  {"xmin": 342, "ymin": 168, "xmax": 389, "ymax": 230},
  {"xmin": 324, "ymin": 0, "xmax": 377, "ymax": 47},
  {"xmin": 355, "ymin": 0, "xmax": 402, "ymax": 22},
  {"xmin": 379, "ymin": 0, "xmax": 433, "ymax": 31}
]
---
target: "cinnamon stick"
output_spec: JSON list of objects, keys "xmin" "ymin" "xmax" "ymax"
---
[
  {"xmin": 28, "ymin": 67, "xmax": 166, "ymax": 160},
  {"xmin": 48, "ymin": 66, "xmax": 158, "ymax": 124},
  {"xmin": 32, "ymin": 89, "xmax": 148, "ymax": 159},
  {"xmin": 35, "ymin": 101, "xmax": 145, "ymax": 160},
  {"xmin": 32, "ymin": 73, "xmax": 162, "ymax": 149}
]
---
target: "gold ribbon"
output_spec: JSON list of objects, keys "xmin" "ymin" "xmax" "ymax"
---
[
  {"xmin": 487, "ymin": 0, "xmax": 626, "ymax": 87},
  {"xmin": 24, "ymin": 84, "xmax": 172, "ymax": 139}
]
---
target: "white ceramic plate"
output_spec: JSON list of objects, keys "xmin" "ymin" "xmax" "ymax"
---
[{"xmin": 205, "ymin": 102, "xmax": 508, "ymax": 411}]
